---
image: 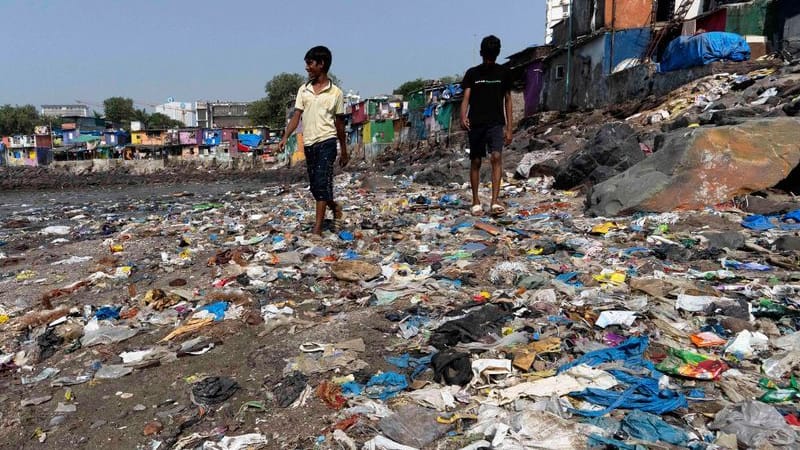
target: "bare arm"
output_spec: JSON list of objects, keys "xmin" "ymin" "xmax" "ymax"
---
[
  {"xmin": 460, "ymin": 88, "xmax": 471, "ymax": 130},
  {"xmin": 335, "ymin": 115, "xmax": 349, "ymax": 167},
  {"xmin": 504, "ymin": 91, "xmax": 513, "ymax": 145},
  {"xmin": 278, "ymin": 109, "xmax": 303, "ymax": 150}
]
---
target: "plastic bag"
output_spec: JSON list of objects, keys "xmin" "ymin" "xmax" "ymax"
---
[
  {"xmin": 708, "ymin": 401, "xmax": 797, "ymax": 447},
  {"xmin": 379, "ymin": 405, "xmax": 450, "ymax": 448}
]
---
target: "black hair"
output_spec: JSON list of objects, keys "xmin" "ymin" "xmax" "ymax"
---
[
  {"xmin": 304, "ymin": 46, "xmax": 332, "ymax": 73},
  {"xmin": 480, "ymin": 35, "xmax": 501, "ymax": 61}
]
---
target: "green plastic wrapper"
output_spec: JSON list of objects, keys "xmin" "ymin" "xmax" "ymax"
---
[{"xmin": 655, "ymin": 348, "xmax": 728, "ymax": 380}]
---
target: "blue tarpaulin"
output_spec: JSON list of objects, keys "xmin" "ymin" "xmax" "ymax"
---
[
  {"xmin": 660, "ymin": 32, "xmax": 750, "ymax": 72},
  {"xmin": 238, "ymin": 134, "xmax": 262, "ymax": 148},
  {"xmin": 558, "ymin": 337, "xmax": 688, "ymax": 416}
]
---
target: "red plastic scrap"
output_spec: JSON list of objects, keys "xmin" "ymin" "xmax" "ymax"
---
[
  {"xmin": 324, "ymin": 415, "xmax": 360, "ymax": 434},
  {"xmin": 316, "ymin": 381, "xmax": 346, "ymax": 410}
]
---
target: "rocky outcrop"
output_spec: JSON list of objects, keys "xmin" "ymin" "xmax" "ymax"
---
[
  {"xmin": 588, "ymin": 118, "xmax": 800, "ymax": 216},
  {"xmin": 553, "ymin": 123, "xmax": 643, "ymax": 189}
]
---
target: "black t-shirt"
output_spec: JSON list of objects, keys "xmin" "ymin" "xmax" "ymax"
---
[{"xmin": 462, "ymin": 63, "xmax": 511, "ymax": 127}]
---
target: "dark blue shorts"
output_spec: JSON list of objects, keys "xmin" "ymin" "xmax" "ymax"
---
[
  {"xmin": 468, "ymin": 124, "xmax": 504, "ymax": 159},
  {"xmin": 305, "ymin": 138, "xmax": 337, "ymax": 201}
]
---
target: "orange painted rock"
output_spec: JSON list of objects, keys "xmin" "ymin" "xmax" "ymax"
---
[{"xmin": 589, "ymin": 118, "xmax": 800, "ymax": 216}]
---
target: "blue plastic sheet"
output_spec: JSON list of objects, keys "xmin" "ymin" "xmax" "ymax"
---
[
  {"xmin": 723, "ymin": 259, "xmax": 771, "ymax": 271},
  {"xmin": 660, "ymin": 32, "xmax": 750, "ymax": 72},
  {"xmin": 742, "ymin": 215, "xmax": 776, "ymax": 230},
  {"xmin": 620, "ymin": 410, "xmax": 689, "ymax": 445},
  {"xmin": 238, "ymin": 133, "xmax": 261, "ymax": 148},
  {"xmin": 196, "ymin": 301, "xmax": 229, "ymax": 321},
  {"xmin": 742, "ymin": 211, "xmax": 800, "ymax": 231},
  {"xmin": 385, "ymin": 353, "xmax": 433, "ymax": 379},
  {"xmin": 94, "ymin": 306, "xmax": 121, "ymax": 321},
  {"xmin": 559, "ymin": 337, "xmax": 688, "ymax": 416},
  {"xmin": 365, "ymin": 372, "xmax": 408, "ymax": 401},
  {"xmin": 341, "ymin": 382, "xmax": 362, "ymax": 396}
]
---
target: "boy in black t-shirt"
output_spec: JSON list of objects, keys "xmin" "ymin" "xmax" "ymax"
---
[{"xmin": 460, "ymin": 35, "xmax": 513, "ymax": 216}]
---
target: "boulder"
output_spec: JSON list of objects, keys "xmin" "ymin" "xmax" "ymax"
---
[
  {"xmin": 588, "ymin": 118, "xmax": 800, "ymax": 216},
  {"xmin": 553, "ymin": 123, "xmax": 643, "ymax": 189}
]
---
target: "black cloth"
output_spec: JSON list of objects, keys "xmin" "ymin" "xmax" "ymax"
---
[
  {"xmin": 191, "ymin": 376, "xmax": 239, "ymax": 406},
  {"xmin": 432, "ymin": 350, "xmax": 473, "ymax": 386},
  {"xmin": 429, "ymin": 303, "xmax": 511, "ymax": 350},
  {"xmin": 462, "ymin": 63, "xmax": 512, "ymax": 127}
]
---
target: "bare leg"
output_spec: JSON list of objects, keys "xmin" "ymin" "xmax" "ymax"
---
[
  {"xmin": 327, "ymin": 200, "xmax": 340, "ymax": 218},
  {"xmin": 470, "ymin": 158, "xmax": 482, "ymax": 207},
  {"xmin": 313, "ymin": 200, "xmax": 326, "ymax": 235},
  {"xmin": 490, "ymin": 151, "xmax": 502, "ymax": 206}
]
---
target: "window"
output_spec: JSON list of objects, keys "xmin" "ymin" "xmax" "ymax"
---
[{"xmin": 554, "ymin": 65, "xmax": 565, "ymax": 80}]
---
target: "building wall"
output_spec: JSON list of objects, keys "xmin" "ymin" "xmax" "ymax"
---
[
  {"xmin": 41, "ymin": 105, "xmax": 89, "ymax": 117},
  {"xmin": 544, "ymin": 28, "xmax": 651, "ymax": 110},
  {"xmin": 547, "ymin": 0, "xmax": 572, "ymax": 44},
  {"xmin": 154, "ymin": 102, "xmax": 197, "ymax": 127},
  {"xmin": 724, "ymin": 0, "xmax": 777, "ymax": 37},
  {"xmin": 131, "ymin": 131, "xmax": 167, "ymax": 145},
  {"xmin": 604, "ymin": 27, "xmax": 651, "ymax": 73},
  {"xmin": 604, "ymin": 0, "xmax": 653, "ymax": 29}
]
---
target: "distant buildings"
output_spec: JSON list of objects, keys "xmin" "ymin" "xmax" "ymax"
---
[
  {"xmin": 154, "ymin": 101, "xmax": 198, "ymax": 127},
  {"xmin": 40, "ymin": 104, "xmax": 89, "ymax": 118},
  {"xmin": 196, "ymin": 101, "xmax": 251, "ymax": 128}
]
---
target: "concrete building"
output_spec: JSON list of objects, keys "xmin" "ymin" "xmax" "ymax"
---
[
  {"xmin": 196, "ymin": 101, "xmax": 251, "ymax": 128},
  {"xmin": 154, "ymin": 101, "xmax": 197, "ymax": 127},
  {"xmin": 41, "ymin": 104, "xmax": 89, "ymax": 118}
]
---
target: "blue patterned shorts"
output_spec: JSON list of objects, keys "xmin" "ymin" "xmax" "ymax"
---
[{"xmin": 305, "ymin": 138, "xmax": 337, "ymax": 201}]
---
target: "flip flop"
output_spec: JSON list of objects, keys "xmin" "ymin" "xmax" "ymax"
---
[
  {"xmin": 491, "ymin": 204, "xmax": 506, "ymax": 216},
  {"xmin": 470, "ymin": 204, "xmax": 484, "ymax": 216}
]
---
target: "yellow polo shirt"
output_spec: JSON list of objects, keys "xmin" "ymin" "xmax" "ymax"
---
[{"xmin": 295, "ymin": 81, "xmax": 344, "ymax": 146}]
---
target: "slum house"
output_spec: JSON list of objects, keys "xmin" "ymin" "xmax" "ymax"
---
[
  {"xmin": 406, "ymin": 82, "xmax": 463, "ymax": 144},
  {"xmin": 4, "ymin": 134, "xmax": 37, "ymax": 166},
  {"xmin": 505, "ymin": 45, "xmax": 554, "ymax": 116},
  {"xmin": 178, "ymin": 129, "xmax": 202, "ymax": 159},
  {"xmin": 537, "ymin": 0, "xmax": 777, "ymax": 111},
  {"xmin": 128, "ymin": 129, "xmax": 179, "ymax": 160}
]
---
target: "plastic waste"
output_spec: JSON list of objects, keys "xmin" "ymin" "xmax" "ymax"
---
[
  {"xmin": 620, "ymin": 410, "xmax": 689, "ymax": 445},
  {"xmin": 595, "ymin": 310, "xmax": 637, "ymax": 328},
  {"xmin": 708, "ymin": 400, "xmax": 798, "ymax": 448},
  {"xmin": 365, "ymin": 372, "xmax": 408, "ymax": 401},
  {"xmin": 656, "ymin": 348, "xmax": 728, "ymax": 380},
  {"xmin": 190, "ymin": 376, "xmax": 239, "ymax": 406},
  {"xmin": 379, "ymin": 405, "xmax": 450, "ymax": 448},
  {"xmin": 80, "ymin": 320, "xmax": 138, "ymax": 347},
  {"xmin": 94, "ymin": 364, "xmax": 133, "ymax": 379}
]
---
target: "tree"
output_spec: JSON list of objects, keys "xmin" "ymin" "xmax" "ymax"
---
[
  {"xmin": 261, "ymin": 72, "xmax": 305, "ymax": 128},
  {"xmin": 102, "ymin": 97, "xmax": 136, "ymax": 127},
  {"xmin": 248, "ymin": 97, "xmax": 271, "ymax": 126},
  {"xmin": 147, "ymin": 112, "xmax": 183, "ymax": 129},
  {"xmin": 132, "ymin": 108, "xmax": 149, "ymax": 125},
  {"xmin": 0, "ymin": 104, "xmax": 40, "ymax": 135},
  {"xmin": 439, "ymin": 74, "xmax": 462, "ymax": 85},
  {"xmin": 393, "ymin": 78, "xmax": 426, "ymax": 97}
]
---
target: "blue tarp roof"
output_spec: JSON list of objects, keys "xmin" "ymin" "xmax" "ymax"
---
[
  {"xmin": 238, "ymin": 133, "xmax": 261, "ymax": 148},
  {"xmin": 660, "ymin": 32, "xmax": 750, "ymax": 72}
]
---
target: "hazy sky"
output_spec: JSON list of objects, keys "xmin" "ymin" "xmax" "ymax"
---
[{"xmin": 1, "ymin": 0, "xmax": 546, "ymax": 109}]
